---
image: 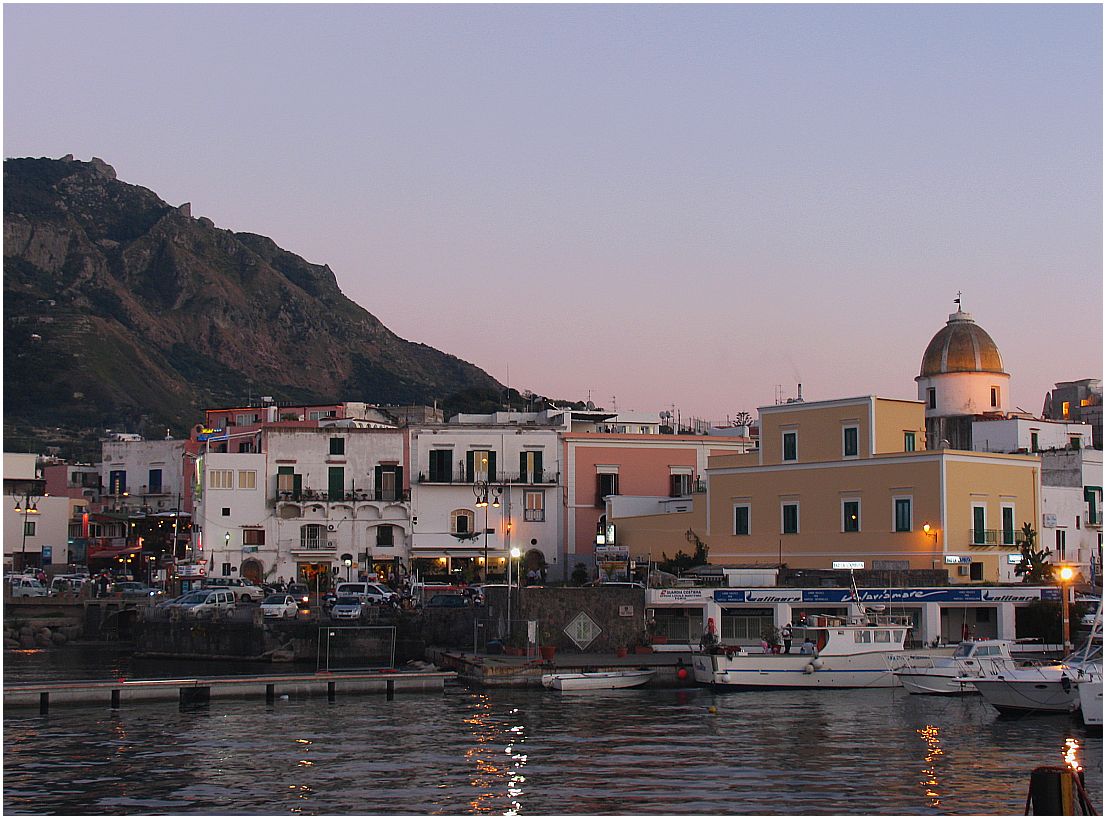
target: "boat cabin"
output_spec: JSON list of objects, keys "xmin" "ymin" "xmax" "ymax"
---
[{"xmin": 794, "ymin": 614, "xmax": 912, "ymax": 656}]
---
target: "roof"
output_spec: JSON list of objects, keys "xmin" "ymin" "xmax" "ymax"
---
[{"xmin": 919, "ymin": 310, "xmax": 1005, "ymax": 377}]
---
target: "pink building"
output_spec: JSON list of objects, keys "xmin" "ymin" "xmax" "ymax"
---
[{"xmin": 562, "ymin": 433, "xmax": 754, "ymax": 577}]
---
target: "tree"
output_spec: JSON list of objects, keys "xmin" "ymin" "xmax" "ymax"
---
[
  {"xmin": 1014, "ymin": 523, "xmax": 1053, "ymax": 584},
  {"xmin": 571, "ymin": 562, "xmax": 589, "ymax": 586},
  {"xmin": 733, "ymin": 411, "xmax": 753, "ymax": 428},
  {"xmin": 659, "ymin": 530, "xmax": 709, "ymax": 575}
]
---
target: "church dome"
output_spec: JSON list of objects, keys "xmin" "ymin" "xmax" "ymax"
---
[{"xmin": 919, "ymin": 310, "xmax": 1005, "ymax": 377}]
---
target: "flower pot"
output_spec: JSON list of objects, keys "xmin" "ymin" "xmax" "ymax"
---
[
  {"xmin": 540, "ymin": 645, "xmax": 556, "ymax": 661},
  {"xmin": 615, "ymin": 647, "xmax": 629, "ymax": 658},
  {"xmin": 651, "ymin": 635, "xmax": 668, "ymax": 645},
  {"xmin": 634, "ymin": 645, "xmax": 653, "ymax": 655}
]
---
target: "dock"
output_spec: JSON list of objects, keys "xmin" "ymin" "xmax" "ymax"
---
[
  {"xmin": 428, "ymin": 647, "xmax": 696, "ymax": 688},
  {"xmin": 4, "ymin": 668, "xmax": 456, "ymax": 713}
]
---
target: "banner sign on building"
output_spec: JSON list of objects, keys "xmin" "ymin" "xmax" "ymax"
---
[
  {"xmin": 657, "ymin": 588, "xmax": 715, "ymax": 603},
  {"xmin": 714, "ymin": 590, "xmax": 746, "ymax": 603},
  {"xmin": 594, "ymin": 546, "xmax": 629, "ymax": 563},
  {"xmin": 653, "ymin": 586, "xmax": 1059, "ymax": 607},
  {"xmin": 744, "ymin": 589, "xmax": 803, "ymax": 603},
  {"xmin": 944, "ymin": 556, "xmax": 972, "ymax": 564}
]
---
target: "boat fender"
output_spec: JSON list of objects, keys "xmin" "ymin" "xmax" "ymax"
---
[
  {"xmin": 803, "ymin": 664, "xmax": 814, "ymax": 675},
  {"xmin": 1061, "ymin": 674, "xmax": 1072, "ymax": 694},
  {"xmin": 812, "ymin": 658, "xmax": 824, "ymax": 670}
]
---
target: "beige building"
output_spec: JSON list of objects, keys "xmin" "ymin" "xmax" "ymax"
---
[{"xmin": 615, "ymin": 396, "xmax": 1041, "ymax": 583}]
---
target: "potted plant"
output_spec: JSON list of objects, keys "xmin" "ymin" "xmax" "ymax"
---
[
  {"xmin": 634, "ymin": 631, "xmax": 654, "ymax": 655},
  {"xmin": 647, "ymin": 617, "xmax": 668, "ymax": 645},
  {"xmin": 615, "ymin": 646, "xmax": 629, "ymax": 658},
  {"xmin": 540, "ymin": 624, "xmax": 558, "ymax": 661}
]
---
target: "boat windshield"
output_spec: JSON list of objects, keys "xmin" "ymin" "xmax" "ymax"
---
[
  {"xmin": 1063, "ymin": 643, "xmax": 1103, "ymax": 665},
  {"xmin": 952, "ymin": 642, "xmax": 974, "ymax": 658}
]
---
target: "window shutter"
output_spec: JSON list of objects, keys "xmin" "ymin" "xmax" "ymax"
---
[
  {"xmin": 374, "ymin": 466, "xmax": 383, "ymax": 499},
  {"xmin": 465, "ymin": 452, "xmax": 474, "ymax": 483},
  {"xmin": 293, "ymin": 473, "xmax": 302, "ymax": 500},
  {"xmin": 520, "ymin": 452, "xmax": 528, "ymax": 482},
  {"xmin": 534, "ymin": 451, "xmax": 542, "ymax": 481},
  {"xmin": 487, "ymin": 451, "xmax": 496, "ymax": 481},
  {"xmin": 394, "ymin": 466, "xmax": 403, "ymax": 495}
]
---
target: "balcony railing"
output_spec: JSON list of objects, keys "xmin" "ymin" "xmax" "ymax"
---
[
  {"xmin": 277, "ymin": 488, "xmax": 410, "ymax": 504},
  {"xmin": 523, "ymin": 509, "xmax": 546, "ymax": 522},
  {"xmin": 415, "ymin": 470, "xmax": 557, "ymax": 485},
  {"xmin": 969, "ymin": 529, "xmax": 1017, "ymax": 547}
]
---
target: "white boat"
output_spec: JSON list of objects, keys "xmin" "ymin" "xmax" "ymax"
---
[
  {"xmin": 692, "ymin": 613, "xmax": 913, "ymax": 689},
  {"xmin": 968, "ymin": 645, "xmax": 1101, "ymax": 716},
  {"xmin": 1077, "ymin": 677, "xmax": 1102, "ymax": 728},
  {"xmin": 541, "ymin": 669, "xmax": 656, "ymax": 691},
  {"xmin": 892, "ymin": 640, "xmax": 1022, "ymax": 695}
]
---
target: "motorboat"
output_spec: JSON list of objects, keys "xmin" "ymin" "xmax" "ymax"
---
[
  {"xmin": 541, "ymin": 669, "xmax": 656, "ymax": 691},
  {"xmin": 1077, "ymin": 676, "xmax": 1102, "ymax": 728},
  {"xmin": 969, "ymin": 644, "xmax": 1101, "ymax": 716},
  {"xmin": 692, "ymin": 613, "xmax": 913, "ymax": 689},
  {"xmin": 892, "ymin": 639, "xmax": 1022, "ymax": 695}
]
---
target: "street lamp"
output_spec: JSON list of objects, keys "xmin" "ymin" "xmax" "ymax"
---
[
  {"xmin": 13, "ymin": 492, "xmax": 41, "ymax": 572},
  {"xmin": 473, "ymin": 480, "xmax": 501, "ymax": 583},
  {"xmin": 1057, "ymin": 564, "xmax": 1075, "ymax": 653},
  {"xmin": 344, "ymin": 556, "xmax": 352, "ymax": 581},
  {"xmin": 507, "ymin": 546, "xmax": 521, "ymax": 642}
]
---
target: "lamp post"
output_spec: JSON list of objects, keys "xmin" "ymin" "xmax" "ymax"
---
[
  {"xmin": 13, "ymin": 492, "xmax": 41, "ymax": 572},
  {"xmin": 1058, "ymin": 564, "xmax": 1075, "ymax": 653},
  {"xmin": 473, "ymin": 480, "xmax": 502, "ymax": 583},
  {"xmin": 507, "ymin": 546, "xmax": 521, "ymax": 642}
]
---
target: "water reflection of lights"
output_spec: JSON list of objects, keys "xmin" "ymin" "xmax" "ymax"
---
[
  {"xmin": 916, "ymin": 724, "xmax": 945, "ymax": 809},
  {"xmin": 463, "ymin": 694, "xmax": 528, "ymax": 815},
  {"xmin": 1063, "ymin": 737, "xmax": 1082, "ymax": 772}
]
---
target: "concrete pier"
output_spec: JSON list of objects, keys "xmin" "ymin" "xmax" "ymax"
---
[
  {"xmin": 428, "ymin": 647, "xmax": 696, "ymax": 688},
  {"xmin": 4, "ymin": 669, "xmax": 456, "ymax": 712}
]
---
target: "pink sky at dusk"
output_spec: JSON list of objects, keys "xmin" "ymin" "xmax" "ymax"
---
[{"xmin": 5, "ymin": 5, "xmax": 1101, "ymax": 424}]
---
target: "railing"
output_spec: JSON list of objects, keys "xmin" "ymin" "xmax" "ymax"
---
[
  {"xmin": 969, "ymin": 529, "xmax": 1017, "ymax": 547},
  {"xmin": 523, "ymin": 509, "xmax": 545, "ymax": 522},
  {"xmin": 415, "ymin": 470, "xmax": 556, "ymax": 485},
  {"xmin": 277, "ymin": 489, "xmax": 410, "ymax": 503}
]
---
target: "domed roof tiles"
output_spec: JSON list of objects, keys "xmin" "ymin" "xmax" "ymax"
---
[{"xmin": 919, "ymin": 310, "xmax": 1005, "ymax": 377}]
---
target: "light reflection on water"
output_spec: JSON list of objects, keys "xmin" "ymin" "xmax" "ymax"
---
[{"xmin": 3, "ymin": 651, "xmax": 1103, "ymax": 815}]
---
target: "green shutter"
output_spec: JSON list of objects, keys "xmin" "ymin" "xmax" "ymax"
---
[
  {"xmin": 487, "ymin": 451, "xmax": 496, "ymax": 481},
  {"xmin": 374, "ymin": 466, "xmax": 383, "ymax": 499},
  {"xmin": 465, "ymin": 451, "xmax": 474, "ymax": 482},
  {"xmin": 520, "ymin": 452, "xmax": 528, "ymax": 482},
  {"xmin": 328, "ymin": 467, "xmax": 344, "ymax": 501},
  {"xmin": 534, "ymin": 451, "xmax": 543, "ymax": 481},
  {"xmin": 394, "ymin": 467, "xmax": 403, "ymax": 496},
  {"xmin": 293, "ymin": 473, "xmax": 302, "ymax": 500}
]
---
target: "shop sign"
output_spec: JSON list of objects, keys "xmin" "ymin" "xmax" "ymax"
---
[
  {"xmin": 713, "ymin": 590, "xmax": 746, "ymax": 603},
  {"xmin": 653, "ymin": 588, "xmax": 712, "ymax": 603},
  {"xmin": 1007, "ymin": 554, "xmax": 1024, "ymax": 564},
  {"xmin": 178, "ymin": 564, "xmax": 206, "ymax": 577},
  {"xmin": 594, "ymin": 546, "xmax": 629, "ymax": 562},
  {"xmin": 832, "ymin": 561, "xmax": 865, "ymax": 569},
  {"xmin": 744, "ymin": 589, "xmax": 803, "ymax": 603},
  {"xmin": 944, "ymin": 556, "xmax": 972, "ymax": 564}
]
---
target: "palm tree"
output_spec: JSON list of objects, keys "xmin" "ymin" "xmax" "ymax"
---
[{"xmin": 1014, "ymin": 523, "xmax": 1053, "ymax": 584}]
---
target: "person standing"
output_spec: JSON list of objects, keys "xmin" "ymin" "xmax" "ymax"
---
[{"xmin": 782, "ymin": 623, "xmax": 793, "ymax": 654}]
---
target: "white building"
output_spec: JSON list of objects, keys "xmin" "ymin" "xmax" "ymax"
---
[
  {"xmin": 972, "ymin": 417, "xmax": 1094, "ymax": 454},
  {"xmin": 101, "ymin": 436, "xmax": 189, "ymax": 513},
  {"xmin": 410, "ymin": 418, "xmax": 562, "ymax": 583}
]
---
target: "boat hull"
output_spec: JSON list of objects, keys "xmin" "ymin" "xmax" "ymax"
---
[
  {"xmin": 896, "ymin": 671, "xmax": 978, "ymax": 696},
  {"xmin": 1078, "ymin": 679, "xmax": 1102, "ymax": 728},
  {"xmin": 692, "ymin": 652, "xmax": 902, "ymax": 689},
  {"xmin": 542, "ymin": 670, "xmax": 655, "ymax": 691},
  {"xmin": 970, "ymin": 677, "xmax": 1079, "ymax": 715}
]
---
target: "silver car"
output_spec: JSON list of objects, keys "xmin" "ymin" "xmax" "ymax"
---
[{"xmin": 329, "ymin": 596, "xmax": 364, "ymax": 621}]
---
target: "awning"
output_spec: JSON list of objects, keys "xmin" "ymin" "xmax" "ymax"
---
[{"xmin": 87, "ymin": 541, "xmax": 140, "ymax": 560}]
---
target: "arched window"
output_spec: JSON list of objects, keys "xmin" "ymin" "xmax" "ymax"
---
[{"xmin": 451, "ymin": 509, "xmax": 474, "ymax": 535}]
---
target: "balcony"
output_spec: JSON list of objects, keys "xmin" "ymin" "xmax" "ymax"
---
[
  {"xmin": 415, "ymin": 470, "xmax": 556, "ymax": 485},
  {"xmin": 968, "ymin": 529, "xmax": 1017, "ymax": 548},
  {"xmin": 276, "ymin": 488, "xmax": 410, "ymax": 504}
]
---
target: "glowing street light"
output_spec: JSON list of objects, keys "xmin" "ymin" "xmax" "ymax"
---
[{"xmin": 1057, "ymin": 564, "xmax": 1075, "ymax": 652}]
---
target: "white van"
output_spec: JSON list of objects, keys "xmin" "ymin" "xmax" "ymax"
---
[
  {"xmin": 10, "ymin": 577, "xmax": 48, "ymax": 598},
  {"xmin": 334, "ymin": 582, "xmax": 388, "ymax": 604},
  {"xmin": 174, "ymin": 589, "xmax": 236, "ymax": 616}
]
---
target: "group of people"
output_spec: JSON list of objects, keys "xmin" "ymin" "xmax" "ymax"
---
[{"xmin": 759, "ymin": 623, "xmax": 816, "ymax": 655}]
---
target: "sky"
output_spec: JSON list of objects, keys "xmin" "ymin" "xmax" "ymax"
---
[{"xmin": 4, "ymin": 4, "xmax": 1102, "ymax": 425}]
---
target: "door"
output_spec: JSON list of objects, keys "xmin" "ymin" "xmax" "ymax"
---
[{"xmin": 328, "ymin": 467, "xmax": 344, "ymax": 501}]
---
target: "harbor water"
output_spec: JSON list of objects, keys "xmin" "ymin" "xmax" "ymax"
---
[{"xmin": 3, "ymin": 646, "xmax": 1102, "ymax": 815}]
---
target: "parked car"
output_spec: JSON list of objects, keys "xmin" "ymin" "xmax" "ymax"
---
[
  {"xmin": 425, "ymin": 594, "xmax": 470, "ymax": 608},
  {"xmin": 201, "ymin": 578, "xmax": 265, "ymax": 602},
  {"xmin": 113, "ymin": 581, "xmax": 164, "ymax": 599},
  {"xmin": 368, "ymin": 582, "xmax": 400, "ymax": 604},
  {"xmin": 286, "ymin": 583, "xmax": 310, "ymax": 605},
  {"xmin": 50, "ymin": 575, "xmax": 88, "ymax": 595},
  {"xmin": 9, "ymin": 576, "xmax": 48, "ymax": 598},
  {"xmin": 172, "ymin": 589, "xmax": 236, "ymax": 616},
  {"xmin": 260, "ymin": 594, "xmax": 300, "ymax": 619},
  {"xmin": 330, "ymin": 596, "xmax": 365, "ymax": 620}
]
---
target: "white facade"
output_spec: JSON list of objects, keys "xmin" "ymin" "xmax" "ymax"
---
[
  {"xmin": 3, "ymin": 495, "xmax": 76, "ymax": 569},
  {"xmin": 197, "ymin": 426, "xmax": 410, "ymax": 586},
  {"xmin": 973, "ymin": 417, "xmax": 1093, "ymax": 454},
  {"xmin": 101, "ymin": 438, "xmax": 188, "ymax": 513},
  {"xmin": 918, "ymin": 370, "xmax": 1010, "ymax": 421},
  {"xmin": 1039, "ymin": 448, "xmax": 1103, "ymax": 580},
  {"xmin": 410, "ymin": 424, "xmax": 562, "ymax": 578}
]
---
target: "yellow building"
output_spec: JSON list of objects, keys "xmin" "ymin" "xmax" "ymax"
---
[{"xmin": 614, "ymin": 396, "xmax": 1041, "ymax": 583}]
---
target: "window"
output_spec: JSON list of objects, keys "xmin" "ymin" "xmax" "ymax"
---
[
  {"xmin": 208, "ymin": 469, "xmax": 233, "ymax": 490},
  {"xmin": 429, "ymin": 450, "xmax": 453, "ymax": 483},
  {"xmin": 927, "ymin": 388, "xmax": 936, "ymax": 410},
  {"xmin": 375, "ymin": 465, "xmax": 403, "ymax": 501},
  {"xmin": 109, "ymin": 470, "xmax": 127, "ymax": 495},
  {"xmin": 990, "ymin": 387, "xmax": 999, "ymax": 408},
  {"xmin": 597, "ymin": 473, "xmax": 619, "ymax": 505},
  {"xmin": 783, "ymin": 431, "xmax": 798, "ymax": 462},
  {"xmin": 734, "ymin": 504, "xmax": 750, "ymax": 536},
  {"xmin": 238, "ymin": 470, "xmax": 256, "ymax": 490},
  {"xmin": 466, "ymin": 450, "xmax": 495, "ymax": 482},
  {"xmin": 1002, "ymin": 506, "xmax": 1015, "ymax": 546},
  {"xmin": 520, "ymin": 450, "xmax": 544, "ymax": 483},
  {"xmin": 972, "ymin": 505, "xmax": 987, "ymax": 544},
  {"xmin": 843, "ymin": 500, "xmax": 860, "ymax": 533},
  {"xmin": 782, "ymin": 503, "xmax": 799, "ymax": 534},
  {"xmin": 221, "ymin": 507, "xmax": 230, "ymax": 517},
  {"xmin": 1070, "ymin": 436, "xmax": 1082, "ymax": 451},
  {"xmin": 235, "ymin": 412, "xmax": 259, "ymax": 425},
  {"xmin": 894, "ymin": 498, "xmax": 912, "ymax": 532},
  {"xmin": 904, "ymin": 431, "xmax": 916, "ymax": 452},
  {"xmin": 1056, "ymin": 529, "xmax": 1067, "ymax": 561},
  {"xmin": 670, "ymin": 473, "xmax": 693, "ymax": 497},
  {"xmin": 1062, "ymin": 401, "xmax": 1071, "ymax": 419},
  {"xmin": 308, "ymin": 409, "xmax": 337, "ymax": 421},
  {"xmin": 148, "ymin": 469, "xmax": 163, "ymax": 494},
  {"xmin": 376, "ymin": 525, "xmax": 394, "ymax": 547},
  {"xmin": 524, "ymin": 490, "xmax": 545, "ymax": 522},
  {"xmin": 329, "ymin": 437, "xmax": 345, "ymax": 456},
  {"xmin": 451, "ymin": 509, "xmax": 474, "ymax": 535},
  {"xmin": 243, "ymin": 529, "xmax": 265, "ymax": 546},
  {"xmin": 843, "ymin": 427, "xmax": 859, "ymax": 458},
  {"xmin": 221, "ymin": 562, "xmax": 232, "ymax": 577},
  {"xmin": 1030, "ymin": 432, "xmax": 1040, "ymax": 452},
  {"xmin": 23, "ymin": 521, "xmax": 36, "ymax": 537},
  {"xmin": 300, "ymin": 524, "xmax": 324, "ymax": 549},
  {"xmin": 970, "ymin": 562, "xmax": 983, "ymax": 581}
]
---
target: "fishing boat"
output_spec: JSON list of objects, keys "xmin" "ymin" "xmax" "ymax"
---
[
  {"xmin": 892, "ymin": 639, "xmax": 1022, "ymax": 695},
  {"xmin": 692, "ymin": 612, "xmax": 913, "ymax": 689},
  {"xmin": 541, "ymin": 669, "xmax": 656, "ymax": 691}
]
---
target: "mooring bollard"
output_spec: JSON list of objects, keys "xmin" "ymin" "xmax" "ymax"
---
[
  {"xmin": 39, "ymin": 692, "xmax": 48, "ymax": 715},
  {"xmin": 327, "ymin": 681, "xmax": 335, "ymax": 702},
  {"xmin": 387, "ymin": 679, "xmax": 394, "ymax": 701},
  {"xmin": 110, "ymin": 689, "xmax": 120, "ymax": 709},
  {"xmin": 1024, "ymin": 766, "xmax": 1096, "ymax": 815},
  {"xmin": 266, "ymin": 683, "xmax": 275, "ymax": 704}
]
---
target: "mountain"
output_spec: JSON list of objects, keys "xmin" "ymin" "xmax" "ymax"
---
[{"xmin": 3, "ymin": 155, "xmax": 503, "ymax": 455}]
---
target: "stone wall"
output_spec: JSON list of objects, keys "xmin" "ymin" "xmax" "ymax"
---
[{"xmin": 483, "ymin": 586, "xmax": 647, "ymax": 652}]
